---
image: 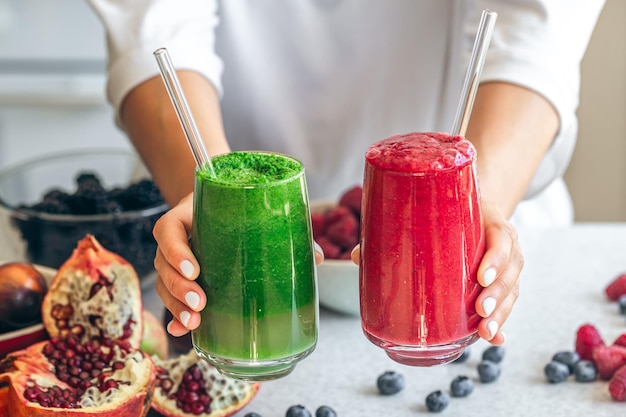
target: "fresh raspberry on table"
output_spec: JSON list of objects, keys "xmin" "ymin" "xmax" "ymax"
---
[
  {"xmin": 609, "ymin": 364, "xmax": 626, "ymax": 401},
  {"xmin": 575, "ymin": 323, "xmax": 605, "ymax": 361},
  {"xmin": 592, "ymin": 344, "xmax": 626, "ymax": 380},
  {"xmin": 605, "ymin": 273, "xmax": 626, "ymax": 301}
]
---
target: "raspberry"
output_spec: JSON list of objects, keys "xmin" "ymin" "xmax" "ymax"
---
[
  {"xmin": 575, "ymin": 323, "xmax": 605, "ymax": 361},
  {"xmin": 613, "ymin": 333, "xmax": 626, "ymax": 348},
  {"xmin": 605, "ymin": 273, "xmax": 626, "ymax": 301},
  {"xmin": 609, "ymin": 364, "xmax": 626, "ymax": 401},
  {"xmin": 592, "ymin": 344, "xmax": 626, "ymax": 380},
  {"xmin": 311, "ymin": 212, "xmax": 326, "ymax": 238},
  {"xmin": 338, "ymin": 185, "xmax": 363, "ymax": 217},
  {"xmin": 316, "ymin": 236, "xmax": 342, "ymax": 260},
  {"xmin": 325, "ymin": 211, "xmax": 359, "ymax": 250}
]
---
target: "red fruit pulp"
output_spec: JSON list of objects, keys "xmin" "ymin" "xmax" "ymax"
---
[{"xmin": 360, "ymin": 132, "xmax": 484, "ymax": 364}]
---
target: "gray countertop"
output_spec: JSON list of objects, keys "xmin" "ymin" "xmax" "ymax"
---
[{"xmin": 142, "ymin": 223, "xmax": 626, "ymax": 416}]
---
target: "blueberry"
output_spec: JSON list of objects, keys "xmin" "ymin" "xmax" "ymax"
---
[
  {"xmin": 315, "ymin": 405, "xmax": 337, "ymax": 417},
  {"xmin": 477, "ymin": 360, "xmax": 501, "ymax": 383},
  {"xmin": 376, "ymin": 370, "xmax": 405, "ymax": 395},
  {"xmin": 618, "ymin": 294, "xmax": 626, "ymax": 315},
  {"xmin": 544, "ymin": 360, "xmax": 570, "ymax": 383},
  {"xmin": 450, "ymin": 375, "xmax": 474, "ymax": 397},
  {"xmin": 286, "ymin": 405, "xmax": 312, "ymax": 417},
  {"xmin": 552, "ymin": 350, "xmax": 580, "ymax": 373},
  {"xmin": 244, "ymin": 413, "xmax": 263, "ymax": 417},
  {"xmin": 573, "ymin": 360, "xmax": 597, "ymax": 382},
  {"xmin": 452, "ymin": 348, "xmax": 471, "ymax": 363},
  {"xmin": 482, "ymin": 345, "xmax": 505, "ymax": 363},
  {"xmin": 425, "ymin": 390, "xmax": 450, "ymax": 412}
]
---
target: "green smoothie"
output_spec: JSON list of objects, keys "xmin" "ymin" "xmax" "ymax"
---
[{"xmin": 191, "ymin": 151, "xmax": 318, "ymax": 380}]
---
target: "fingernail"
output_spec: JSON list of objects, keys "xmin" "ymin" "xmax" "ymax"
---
[
  {"xmin": 180, "ymin": 260, "xmax": 194, "ymax": 279},
  {"xmin": 350, "ymin": 243, "xmax": 360, "ymax": 258},
  {"xmin": 185, "ymin": 291, "xmax": 200, "ymax": 310},
  {"xmin": 179, "ymin": 311, "xmax": 191, "ymax": 327},
  {"xmin": 500, "ymin": 330, "xmax": 507, "ymax": 343},
  {"xmin": 482, "ymin": 297, "xmax": 496, "ymax": 317},
  {"xmin": 487, "ymin": 320, "xmax": 499, "ymax": 340},
  {"xmin": 313, "ymin": 241, "xmax": 325, "ymax": 261},
  {"xmin": 166, "ymin": 320, "xmax": 175, "ymax": 334},
  {"xmin": 483, "ymin": 268, "xmax": 497, "ymax": 287}
]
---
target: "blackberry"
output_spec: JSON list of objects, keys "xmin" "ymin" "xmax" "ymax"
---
[
  {"xmin": 120, "ymin": 179, "xmax": 165, "ymax": 210},
  {"xmin": 450, "ymin": 375, "xmax": 474, "ymax": 397},
  {"xmin": 544, "ymin": 360, "xmax": 570, "ymax": 383},
  {"xmin": 573, "ymin": 360, "xmax": 597, "ymax": 382},
  {"xmin": 425, "ymin": 390, "xmax": 449, "ymax": 413},
  {"xmin": 315, "ymin": 405, "xmax": 337, "ymax": 417},
  {"xmin": 75, "ymin": 171, "xmax": 103, "ymax": 187},
  {"xmin": 618, "ymin": 294, "xmax": 626, "ymax": 315},
  {"xmin": 482, "ymin": 345, "xmax": 505, "ymax": 363},
  {"xmin": 477, "ymin": 360, "xmax": 501, "ymax": 383},
  {"xmin": 452, "ymin": 347, "xmax": 471, "ymax": 363},
  {"xmin": 286, "ymin": 405, "xmax": 312, "ymax": 417},
  {"xmin": 42, "ymin": 189, "xmax": 70, "ymax": 204},
  {"xmin": 31, "ymin": 199, "xmax": 71, "ymax": 214},
  {"xmin": 552, "ymin": 350, "xmax": 580, "ymax": 373},
  {"xmin": 376, "ymin": 370, "xmax": 405, "ymax": 395}
]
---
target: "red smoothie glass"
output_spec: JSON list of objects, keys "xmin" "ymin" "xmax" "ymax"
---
[{"xmin": 360, "ymin": 132, "xmax": 484, "ymax": 366}]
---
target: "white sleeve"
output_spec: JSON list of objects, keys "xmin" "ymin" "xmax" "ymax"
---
[
  {"xmin": 86, "ymin": 0, "xmax": 223, "ymax": 125},
  {"xmin": 464, "ymin": 0, "xmax": 605, "ymax": 196}
]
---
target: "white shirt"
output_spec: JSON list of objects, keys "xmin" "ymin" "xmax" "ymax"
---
[{"xmin": 87, "ymin": 0, "xmax": 605, "ymax": 227}]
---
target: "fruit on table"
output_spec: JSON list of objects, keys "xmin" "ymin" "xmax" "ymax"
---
[
  {"xmin": 0, "ymin": 262, "xmax": 48, "ymax": 329},
  {"xmin": 141, "ymin": 309, "xmax": 169, "ymax": 360},
  {"xmin": 544, "ymin": 361, "xmax": 570, "ymax": 384},
  {"xmin": 150, "ymin": 349, "xmax": 260, "ymax": 417},
  {"xmin": 312, "ymin": 185, "xmax": 362, "ymax": 260},
  {"xmin": 573, "ymin": 360, "xmax": 597, "ymax": 382},
  {"xmin": 449, "ymin": 375, "xmax": 474, "ymax": 398},
  {"xmin": 481, "ymin": 345, "xmax": 505, "ymax": 364},
  {"xmin": 0, "ymin": 235, "xmax": 156, "ymax": 415},
  {"xmin": 376, "ymin": 370, "xmax": 405, "ymax": 395},
  {"xmin": 605, "ymin": 273, "xmax": 626, "ymax": 300},
  {"xmin": 477, "ymin": 360, "xmax": 501, "ymax": 383},
  {"xmin": 285, "ymin": 404, "xmax": 312, "ymax": 417},
  {"xmin": 425, "ymin": 390, "xmax": 449, "ymax": 412},
  {"xmin": 574, "ymin": 323, "xmax": 605, "ymax": 361}
]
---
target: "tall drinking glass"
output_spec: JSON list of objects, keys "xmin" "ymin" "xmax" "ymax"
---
[
  {"xmin": 360, "ymin": 132, "xmax": 484, "ymax": 366},
  {"xmin": 191, "ymin": 151, "xmax": 318, "ymax": 381}
]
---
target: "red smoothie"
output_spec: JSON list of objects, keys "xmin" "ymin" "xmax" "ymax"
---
[{"xmin": 360, "ymin": 132, "xmax": 484, "ymax": 366}]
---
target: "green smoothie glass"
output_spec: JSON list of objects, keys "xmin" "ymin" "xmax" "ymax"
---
[{"xmin": 190, "ymin": 151, "xmax": 318, "ymax": 381}]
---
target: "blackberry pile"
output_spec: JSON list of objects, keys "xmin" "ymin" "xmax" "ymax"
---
[{"xmin": 13, "ymin": 171, "xmax": 166, "ymax": 278}]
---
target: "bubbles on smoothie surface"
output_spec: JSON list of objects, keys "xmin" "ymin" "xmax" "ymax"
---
[
  {"xmin": 366, "ymin": 132, "xmax": 476, "ymax": 172},
  {"xmin": 197, "ymin": 152, "xmax": 302, "ymax": 184}
]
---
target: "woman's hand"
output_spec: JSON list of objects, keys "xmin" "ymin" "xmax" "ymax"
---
[
  {"xmin": 473, "ymin": 199, "xmax": 523, "ymax": 345},
  {"xmin": 153, "ymin": 192, "xmax": 324, "ymax": 336}
]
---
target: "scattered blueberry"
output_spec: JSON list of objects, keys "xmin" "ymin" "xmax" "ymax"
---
[
  {"xmin": 573, "ymin": 360, "xmax": 597, "ymax": 382},
  {"xmin": 618, "ymin": 294, "xmax": 626, "ymax": 315},
  {"xmin": 552, "ymin": 350, "xmax": 580, "ymax": 373},
  {"xmin": 425, "ymin": 390, "xmax": 450, "ymax": 412},
  {"xmin": 477, "ymin": 360, "xmax": 501, "ymax": 383},
  {"xmin": 450, "ymin": 375, "xmax": 474, "ymax": 398},
  {"xmin": 452, "ymin": 348, "xmax": 471, "ymax": 363},
  {"xmin": 544, "ymin": 360, "xmax": 570, "ymax": 383},
  {"xmin": 286, "ymin": 405, "xmax": 312, "ymax": 417},
  {"xmin": 482, "ymin": 345, "xmax": 505, "ymax": 364},
  {"xmin": 244, "ymin": 413, "xmax": 263, "ymax": 417},
  {"xmin": 315, "ymin": 405, "xmax": 337, "ymax": 417},
  {"xmin": 376, "ymin": 370, "xmax": 405, "ymax": 395}
]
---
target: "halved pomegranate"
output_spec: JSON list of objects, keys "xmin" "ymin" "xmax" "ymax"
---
[
  {"xmin": 0, "ymin": 235, "xmax": 155, "ymax": 415},
  {"xmin": 151, "ymin": 349, "xmax": 260, "ymax": 417}
]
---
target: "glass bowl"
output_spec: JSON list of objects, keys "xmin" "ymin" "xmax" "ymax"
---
[{"xmin": 0, "ymin": 149, "xmax": 168, "ymax": 287}]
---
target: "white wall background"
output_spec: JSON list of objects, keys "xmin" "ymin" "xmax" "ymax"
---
[{"xmin": 564, "ymin": 0, "xmax": 626, "ymax": 221}]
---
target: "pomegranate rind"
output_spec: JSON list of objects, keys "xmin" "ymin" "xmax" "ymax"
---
[
  {"xmin": 1, "ymin": 340, "xmax": 156, "ymax": 416},
  {"xmin": 151, "ymin": 350, "xmax": 260, "ymax": 417},
  {"xmin": 41, "ymin": 234, "xmax": 144, "ymax": 348}
]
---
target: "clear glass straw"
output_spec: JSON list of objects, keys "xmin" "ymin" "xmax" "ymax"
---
[
  {"xmin": 153, "ymin": 47, "xmax": 215, "ymax": 176},
  {"xmin": 451, "ymin": 9, "xmax": 497, "ymax": 137}
]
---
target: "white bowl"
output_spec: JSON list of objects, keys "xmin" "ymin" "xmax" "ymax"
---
[
  {"xmin": 0, "ymin": 263, "xmax": 56, "ymax": 358},
  {"xmin": 310, "ymin": 200, "xmax": 360, "ymax": 316}
]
